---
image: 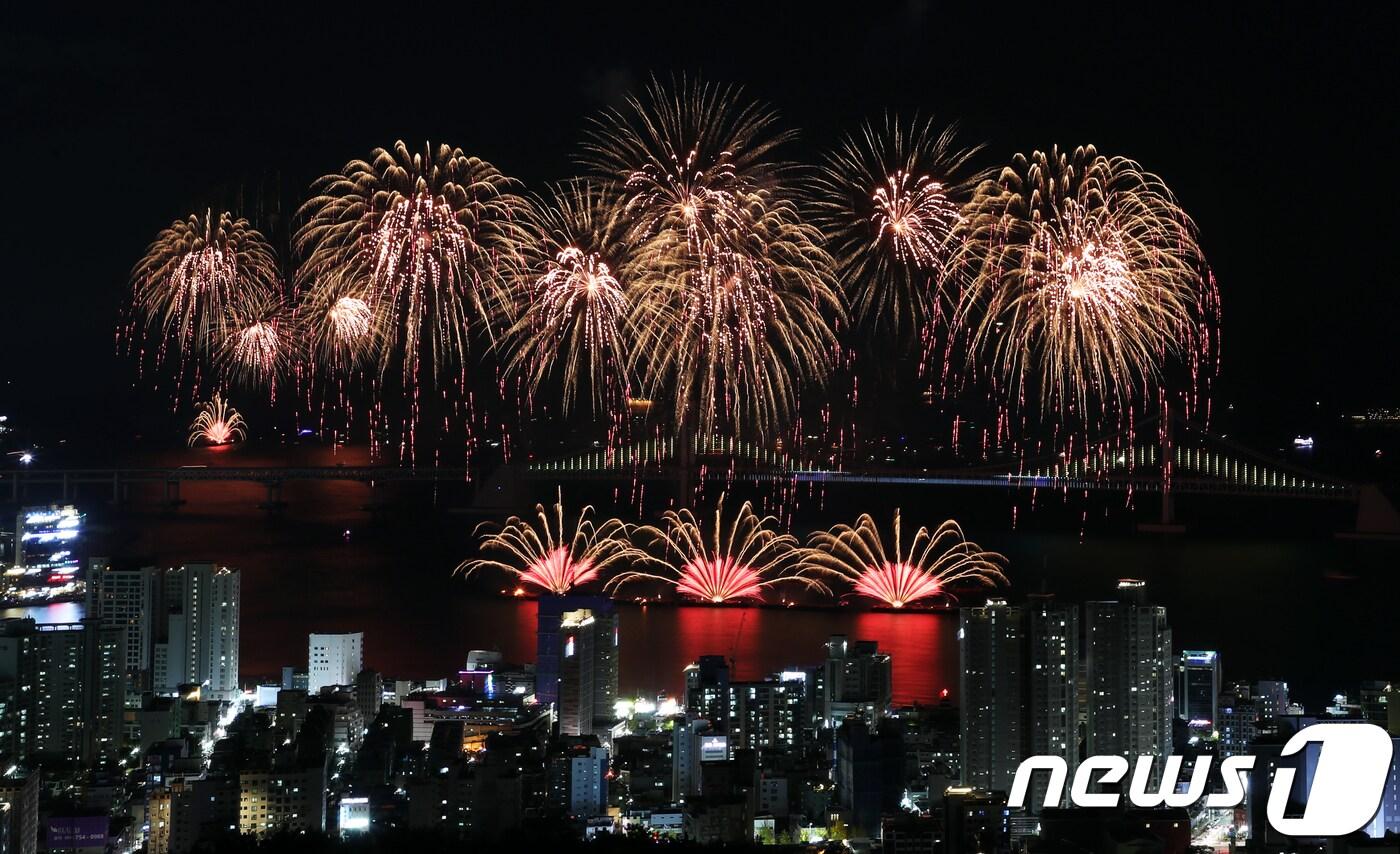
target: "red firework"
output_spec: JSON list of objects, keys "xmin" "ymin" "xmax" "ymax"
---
[
  {"xmin": 806, "ymin": 511, "xmax": 1006, "ymax": 608},
  {"xmin": 850, "ymin": 562, "xmax": 945, "ymax": 608},
  {"xmin": 607, "ymin": 493, "xmax": 825, "ymax": 604},
  {"xmin": 675, "ymin": 556, "xmax": 765, "ymax": 603},
  {"xmin": 519, "ymin": 547, "xmax": 600, "ymax": 595}
]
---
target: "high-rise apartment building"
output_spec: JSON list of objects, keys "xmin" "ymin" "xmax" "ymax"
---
[
  {"xmin": 153, "ymin": 564, "xmax": 240, "ymax": 701},
  {"xmin": 684, "ymin": 655, "xmax": 731, "ymax": 726},
  {"xmin": 1084, "ymin": 580, "xmax": 1173, "ymax": 762},
  {"xmin": 959, "ymin": 600, "xmax": 1025, "ymax": 795},
  {"xmin": 85, "ymin": 559, "xmax": 157, "ymax": 680},
  {"xmin": 1026, "ymin": 595, "xmax": 1080, "ymax": 769},
  {"xmin": 726, "ymin": 673, "xmax": 805, "ymax": 752},
  {"xmin": 556, "ymin": 605, "xmax": 618, "ymax": 737},
  {"xmin": 0, "ymin": 618, "xmax": 127, "ymax": 766}
]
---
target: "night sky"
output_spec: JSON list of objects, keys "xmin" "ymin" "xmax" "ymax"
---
[{"xmin": 5, "ymin": 4, "xmax": 1397, "ymax": 440}]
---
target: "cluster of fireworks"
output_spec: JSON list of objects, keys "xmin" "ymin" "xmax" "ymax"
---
[
  {"xmin": 127, "ymin": 76, "xmax": 1218, "ymax": 467},
  {"xmin": 459, "ymin": 493, "xmax": 1006, "ymax": 608}
]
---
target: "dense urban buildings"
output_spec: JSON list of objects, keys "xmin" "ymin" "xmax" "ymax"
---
[{"xmin": 0, "ymin": 549, "xmax": 1393, "ymax": 851}]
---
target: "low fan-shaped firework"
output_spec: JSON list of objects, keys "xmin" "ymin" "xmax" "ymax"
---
[
  {"xmin": 805, "ymin": 511, "xmax": 1006, "ymax": 608},
  {"xmin": 457, "ymin": 490, "xmax": 641, "ymax": 596},
  {"xmin": 585, "ymin": 76, "xmax": 843, "ymax": 439},
  {"xmin": 295, "ymin": 140, "xmax": 530, "ymax": 385},
  {"xmin": 187, "ymin": 393, "xmax": 247, "ymax": 447},
  {"xmin": 503, "ymin": 181, "xmax": 634, "ymax": 416},
  {"xmin": 810, "ymin": 115, "xmax": 986, "ymax": 338},
  {"xmin": 131, "ymin": 210, "xmax": 280, "ymax": 366},
  {"xmin": 608, "ymin": 494, "xmax": 825, "ymax": 603},
  {"xmin": 951, "ymin": 144, "xmax": 1217, "ymax": 422}
]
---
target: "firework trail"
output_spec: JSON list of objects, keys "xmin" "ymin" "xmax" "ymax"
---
[
  {"xmin": 456, "ymin": 489, "xmax": 641, "ymax": 595},
  {"xmin": 187, "ymin": 392, "xmax": 247, "ymax": 446},
  {"xmin": 299, "ymin": 275, "xmax": 381, "ymax": 374},
  {"xmin": 607, "ymin": 493, "xmax": 825, "ymax": 603},
  {"xmin": 950, "ymin": 145, "xmax": 1217, "ymax": 425},
  {"xmin": 294, "ymin": 141, "xmax": 529, "ymax": 460},
  {"xmin": 216, "ymin": 289, "xmax": 300, "ymax": 394},
  {"xmin": 810, "ymin": 115, "xmax": 987, "ymax": 340},
  {"xmin": 503, "ymin": 181, "xmax": 634, "ymax": 417},
  {"xmin": 805, "ymin": 510, "xmax": 1006, "ymax": 608},
  {"xmin": 131, "ymin": 210, "xmax": 280, "ymax": 370},
  {"xmin": 585, "ymin": 77, "xmax": 843, "ymax": 439},
  {"xmin": 295, "ymin": 141, "xmax": 529, "ymax": 386}
]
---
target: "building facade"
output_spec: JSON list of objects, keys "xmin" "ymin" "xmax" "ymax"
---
[
  {"xmin": 153, "ymin": 564, "xmax": 240, "ymax": 701},
  {"xmin": 1084, "ymin": 581, "xmax": 1173, "ymax": 764},
  {"xmin": 307, "ymin": 632, "xmax": 363, "ymax": 694}
]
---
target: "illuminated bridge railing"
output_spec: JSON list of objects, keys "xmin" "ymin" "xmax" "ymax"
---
[
  {"xmin": 529, "ymin": 465, "xmax": 1356, "ymax": 499},
  {"xmin": 526, "ymin": 440, "xmax": 1355, "ymax": 499},
  {"xmin": 1020, "ymin": 445, "xmax": 1350, "ymax": 494},
  {"xmin": 526, "ymin": 436, "xmax": 809, "ymax": 474}
]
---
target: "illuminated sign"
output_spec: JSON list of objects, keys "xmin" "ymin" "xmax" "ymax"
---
[
  {"xmin": 47, "ymin": 816, "xmax": 108, "ymax": 848},
  {"xmin": 700, "ymin": 735, "xmax": 728, "ymax": 762}
]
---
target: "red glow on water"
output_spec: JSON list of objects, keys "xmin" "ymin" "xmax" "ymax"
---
[{"xmin": 621, "ymin": 603, "xmax": 954, "ymax": 706}]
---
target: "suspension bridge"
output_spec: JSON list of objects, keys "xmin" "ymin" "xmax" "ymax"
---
[{"xmin": 522, "ymin": 412, "xmax": 1398, "ymax": 534}]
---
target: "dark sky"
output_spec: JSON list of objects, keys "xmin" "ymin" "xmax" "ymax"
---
[{"xmin": 4, "ymin": 3, "xmax": 1397, "ymax": 437}]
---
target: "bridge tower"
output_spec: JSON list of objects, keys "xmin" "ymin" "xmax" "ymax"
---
[{"xmin": 1139, "ymin": 404, "xmax": 1184, "ymax": 533}]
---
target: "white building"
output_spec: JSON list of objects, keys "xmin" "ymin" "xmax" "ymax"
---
[
  {"xmin": 549, "ymin": 744, "xmax": 608, "ymax": 817},
  {"xmin": 153, "ymin": 563, "xmax": 240, "ymax": 701},
  {"xmin": 308, "ymin": 632, "xmax": 363, "ymax": 694}
]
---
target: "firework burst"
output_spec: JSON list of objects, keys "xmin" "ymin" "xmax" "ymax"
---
[
  {"xmin": 503, "ymin": 181, "xmax": 634, "ymax": 415},
  {"xmin": 805, "ymin": 511, "xmax": 1006, "ymax": 608},
  {"xmin": 300, "ymin": 280, "xmax": 381, "ymax": 373},
  {"xmin": 583, "ymin": 75, "xmax": 792, "ymax": 230},
  {"xmin": 187, "ymin": 393, "xmax": 247, "ymax": 447},
  {"xmin": 131, "ymin": 210, "xmax": 280, "ymax": 365},
  {"xmin": 295, "ymin": 141, "xmax": 529, "ymax": 385},
  {"xmin": 811, "ymin": 116, "xmax": 986, "ymax": 338},
  {"xmin": 457, "ymin": 490, "xmax": 640, "ymax": 596},
  {"xmin": 587, "ymin": 77, "xmax": 842, "ymax": 437},
  {"xmin": 608, "ymin": 494, "xmax": 825, "ymax": 603},
  {"xmin": 951, "ymin": 144, "xmax": 1216, "ymax": 421},
  {"xmin": 216, "ymin": 290, "xmax": 299, "ymax": 391}
]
